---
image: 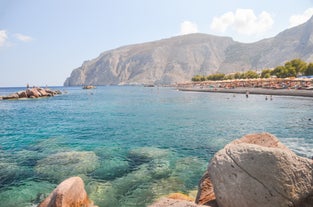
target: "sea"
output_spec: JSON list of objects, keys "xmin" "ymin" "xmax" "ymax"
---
[{"xmin": 0, "ymin": 86, "xmax": 312, "ymax": 207}]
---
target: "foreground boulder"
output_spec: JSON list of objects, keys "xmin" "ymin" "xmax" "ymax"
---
[
  {"xmin": 195, "ymin": 172, "xmax": 217, "ymax": 206},
  {"xmin": 205, "ymin": 133, "xmax": 313, "ymax": 207},
  {"xmin": 38, "ymin": 176, "xmax": 97, "ymax": 207}
]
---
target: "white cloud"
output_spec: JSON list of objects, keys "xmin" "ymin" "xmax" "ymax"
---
[
  {"xmin": 180, "ymin": 21, "xmax": 198, "ymax": 35},
  {"xmin": 210, "ymin": 9, "xmax": 273, "ymax": 35},
  {"xmin": 0, "ymin": 30, "xmax": 8, "ymax": 47},
  {"xmin": 210, "ymin": 12, "xmax": 234, "ymax": 33},
  {"xmin": 289, "ymin": 8, "xmax": 313, "ymax": 27},
  {"xmin": 14, "ymin": 33, "xmax": 33, "ymax": 42}
]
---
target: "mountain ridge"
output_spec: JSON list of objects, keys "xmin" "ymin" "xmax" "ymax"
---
[{"xmin": 64, "ymin": 16, "xmax": 313, "ymax": 86}]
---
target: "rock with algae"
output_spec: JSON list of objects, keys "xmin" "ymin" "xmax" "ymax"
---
[{"xmin": 35, "ymin": 151, "xmax": 99, "ymax": 182}]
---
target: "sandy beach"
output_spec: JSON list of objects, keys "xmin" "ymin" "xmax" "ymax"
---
[
  {"xmin": 177, "ymin": 77, "xmax": 313, "ymax": 97},
  {"xmin": 178, "ymin": 87, "xmax": 313, "ymax": 98}
]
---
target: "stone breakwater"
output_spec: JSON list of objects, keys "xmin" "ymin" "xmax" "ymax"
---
[
  {"xmin": 38, "ymin": 133, "xmax": 313, "ymax": 207},
  {"xmin": 0, "ymin": 87, "xmax": 62, "ymax": 100}
]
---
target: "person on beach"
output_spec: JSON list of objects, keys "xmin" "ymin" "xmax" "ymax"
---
[
  {"xmin": 245, "ymin": 90, "xmax": 249, "ymax": 98},
  {"xmin": 265, "ymin": 96, "xmax": 268, "ymax": 100}
]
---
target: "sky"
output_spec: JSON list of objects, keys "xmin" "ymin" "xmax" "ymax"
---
[{"xmin": 1, "ymin": 0, "xmax": 313, "ymax": 87}]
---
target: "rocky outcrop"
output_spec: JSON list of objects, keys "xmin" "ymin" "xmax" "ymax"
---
[
  {"xmin": 1, "ymin": 87, "xmax": 62, "ymax": 100},
  {"xmin": 203, "ymin": 133, "xmax": 313, "ymax": 207},
  {"xmin": 38, "ymin": 176, "xmax": 97, "ymax": 207},
  {"xmin": 64, "ymin": 16, "xmax": 313, "ymax": 86}
]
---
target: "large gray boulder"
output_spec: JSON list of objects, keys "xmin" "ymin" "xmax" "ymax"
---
[{"xmin": 208, "ymin": 133, "xmax": 313, "ymax": 207}]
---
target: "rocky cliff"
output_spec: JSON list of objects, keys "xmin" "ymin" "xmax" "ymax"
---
[{"xmin": 64, "ymin": 16, "xmax": 313, "ymax": 86}]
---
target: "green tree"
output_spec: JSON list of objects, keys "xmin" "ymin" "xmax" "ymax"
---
[
  {"xmin": 271, "ymin": 66, "xmax": 284, "ymax": 78},
  {"xmin": 192, "ymin": 75, "xmax": 206, "ymax": 82},
  {"xmin": 244, "ymin": 70, "xmax": 259, "ymax": 79},
  {"xmin": 271, "ymin": 65, "xmax": 296, "ymax": 78},
  {"xmin": 284, "ymin": 62, "xmax": 297, "ymax": 77},
  {"xmin": 287, "ymin": 67, "xmax": 296, "ymax": 77},
  {"xmin": 234, "ymin": 72, "xmax": 244, "ymax": 79},
  {"xmin": 289, "ymin": 59, "xmax": 307, "ymax": 75},
  {"xmin": 284, "ymin": 62, "xmax": 295, "ymax": 77},
  {"xmin": 305, "ymin": 63, "xmax": 313, "ymax": 76},
  {"xmin": 261, "ymin": 69, "xmax": 272, "ymax": 78},
  {"xmin": 225, "ymin": 74, "xmax": 234, "ymax": 80},
  {"xmin": 207, "ymin": 73, "xmax": 225, "ymax": 80}
]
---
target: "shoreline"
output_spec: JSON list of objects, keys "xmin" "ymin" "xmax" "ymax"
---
[{"xmin": 178, "ymin": 87, "xmax": 313, "ymax": 98}]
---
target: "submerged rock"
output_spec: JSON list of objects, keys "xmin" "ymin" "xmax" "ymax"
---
[
  {"xmin": 0, "ymin": 161, "xmax": 32, "ymax": 188},
  {"xmin": 206, "ymin": 133, "xmax": 313, "ymax": 207},
  {"xmin": 92, "ymin": 158, "xmax": 129, "ymax": 180},
  {"xmin": 150, "ymin": 177, "xmax": 186, "ymax": 198},
  {"xmin": 128, "ymin": 147, "xmax": 170, "ymax": 164},
  {"xmin": 0, "ymin": 162, "xmax": 20, "ymax": 187},
  {"xmin": 91, "ymin": 146, "xmax": 130, "ymax": 180},
  {"xmin": 172, "ymin": 157, "xmax": 207, "ymax": 189},
  {"xmin": 0, "ymin": 180, "xmax": 54, "ymax": 207},
  {"xmin": 30, "ymin": 137, "xmax": 69, "ymax": 154},
  {"xmin": 87, "ymin": 163, "xmax": 154, "ymax": 207},
  {"xmin": 148, "ymin": 159, "xmax": 171, "ymax": 179},
  {"xmin": 38, "ymin": 176, "xmax": 97, "ymax": 207},
  {"xmin": 35, "ymin": 151, "xmax": 99, "ymax": 182},
  {"xmin": 86, "ymin": 181, "xmax": 119, "ymax": 207}
]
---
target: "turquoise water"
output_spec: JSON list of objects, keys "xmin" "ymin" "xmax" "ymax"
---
[{"xmin": 0, "ymin": 86, "xmax": 313, "ymax": 207}]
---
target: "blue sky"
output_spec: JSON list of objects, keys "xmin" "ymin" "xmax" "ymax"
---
[{"xmin": 1, "ymin": 0, "xmax": 313, "ymax": 87}]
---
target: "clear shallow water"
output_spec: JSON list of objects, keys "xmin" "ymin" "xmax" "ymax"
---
[{"xmin": 0, "ymin": 86, "xmax": 312, "ymax": 207}]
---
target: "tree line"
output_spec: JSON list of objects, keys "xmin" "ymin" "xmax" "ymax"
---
[{"xmin": 192, "ymin": 59, "xmax": 313, "ymax": 82}]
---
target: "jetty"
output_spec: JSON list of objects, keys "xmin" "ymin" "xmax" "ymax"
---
[{"xmin": 0, "ymin": 87, "xmax": 62, "ymax": 100}]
